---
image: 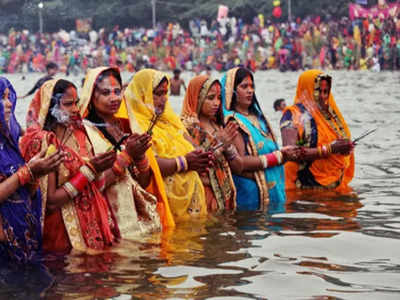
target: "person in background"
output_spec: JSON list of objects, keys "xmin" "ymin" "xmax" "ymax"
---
[
  {"xmin": 0, "ymin": 77, "xmax": 64, "ymax": 264},
  {"xmin": 273, "ymin": 98, "xmax": 286, "ymax": 113},
  {"xmin": 19, "ymin": 62, "xmax": 59, "ymax": 99},
  {"xmin": 170, "ymin": 69, "xmax": 186, "ymax": 96}
]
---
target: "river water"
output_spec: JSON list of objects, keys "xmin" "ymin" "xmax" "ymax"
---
[{"xmin": 2, "ymin": 70, "xmax": 400, "ymax": 299}]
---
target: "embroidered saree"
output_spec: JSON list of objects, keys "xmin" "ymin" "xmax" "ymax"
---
[
  {"xmin": 0, "ymin": 77, "xmax": 43, "ymax": 263},
  {"xmin": 280, "ymin": 69, "xmax": 354, "ymax": 191},
  {"xmin": 79, "ymin": 67, "xmax": 172, "ymax": 238},
  {"xmin": 20, "ymin": 79, "xmax": 120, "ymax": 253},
  {"xmin": 181, "ymin": 75, "xmax": 236, "ymax": 212},
  {"xmin": 116, "ymin": 69, "xmax": 207, "ymax": 221},
  {"xmin": 221, "ymin": 68, "xmax": 286, "ymax": 212}
]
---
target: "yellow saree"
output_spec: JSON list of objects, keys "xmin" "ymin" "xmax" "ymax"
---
[{"xmin": 116, "ymin": 69, "xmax": 207, "ymax": 221}]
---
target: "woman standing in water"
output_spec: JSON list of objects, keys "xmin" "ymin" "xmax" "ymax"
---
[
  {"xmin": 80, "ymin": 67, "xmax": 174, "ymax": 236},
  {"xmin": 0, "ymin": 77, "xmax": 63, "ymax": 263},
  {"xmin": 20, "ymin": 79, "xmax": 120, "ymax": 253},
  {"xmin": 280, "ymin": 70, "xmax": 354, "ymax": 191},
  {"xmin": 181, "ymin": 75, "xmax": 242, "ymax": 212},
  {"xmin": 221, "ymin": 67, "xmax": 299, "ymax": 212},
  {"xmin": 117, "ymin": 69, "xmax": 213, "ymax": 221}
]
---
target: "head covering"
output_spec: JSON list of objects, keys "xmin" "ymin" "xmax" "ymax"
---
[
  {"xmin": 0, "ymin": 77, "xmax": 20, "ymax": 143},
  {"xmin": 284, "ymin": 69, "xmax": 354, "ymax": 190},
  {"xmin": 117, "ymin": 69, "xmax": 207, "ymax": 221},
  {"xmin": 0, "ymin": 77, "xmax": 42, "ymax": 263},
  {"xmin": 117, "ymin": 68, "xmax": 193, "ymax": 157},
  {"xmin": 181, "ymin": 75, "xmax": 219, "ymax": 123},
  {"xmin": 25, "ymin": 79, "xmax": 59, "ymax": 130},
  {"xmin": 80, "ymin": 67, "xmax": 175, "ymax": 229}
]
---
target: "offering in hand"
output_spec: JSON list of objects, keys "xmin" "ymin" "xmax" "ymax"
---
[{"xmin": 46, "ymin": 144, "xmax": 57, "ymax": 157}]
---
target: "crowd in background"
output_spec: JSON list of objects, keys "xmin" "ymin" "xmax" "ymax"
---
[{"xmin": 1, "ymin": 12, "xmax": 400, "ymax": 75}]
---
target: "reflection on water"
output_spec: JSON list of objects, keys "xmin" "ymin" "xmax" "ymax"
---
[{"xmin": 1, "ymin": 71, "xmax": 399, "ymax": 299}]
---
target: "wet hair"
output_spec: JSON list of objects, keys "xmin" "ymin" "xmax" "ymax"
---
[
  {"xmin": 273, "ymin": 98, "xmax": 285, "ymax": 111},
  {"xmin": 46, "ymin": 62, "xmax": 58, "ymax": 71},
  {"xmin": 173, "ymin": 69, "xmax": 181, "ymax": 75},
  {"xmin": 43, "ymin": 79, "xmax": 76, "ymax": 130},
  {"xmin": 231, "ymin": 67, "xmax": 258, "ymax": 115},
  {"xmin": 87, "ymin": 69, "xmax": 123, "ymax": 147}
]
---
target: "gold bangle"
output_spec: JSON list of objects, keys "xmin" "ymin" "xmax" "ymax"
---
[
  {"xmin": 63, "ymin": 181, "xmax": 79, "ymax": 199},
  {"xmin": 80, "ymin": 165, "xmax": 96, "ymax": 182}
]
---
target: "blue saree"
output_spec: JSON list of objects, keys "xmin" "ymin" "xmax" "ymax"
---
[
  {"xmin": 0, "ymin": 77, "xmax": 42, "ymax": 264},
  {"xmin": 221, "ymin": 68, "xmax": 286, "ymax": 213}
]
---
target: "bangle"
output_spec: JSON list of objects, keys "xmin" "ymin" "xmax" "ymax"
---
[
  {"xmin": 69, "ymin": 172, "xmax": 89, "ymax": 192},
  {"xmin": 85, "ymin": 161, "xmax": 98, "ymax": 177},
  {"xmin": 112, "ymin": 161, "xmax": 125, "ymax": 177},
  {"xmin": 181, "ymin": 156, "xmax": 188, "ymax": 172},
  {"xmin": 80, "ymin": 165, "xmax": 96, "ymax": 182},
  {"xmin": 136, "ymin": 157, "xmax": 150, "ymax": 173},
  {"xmin": 274, "ymin": 151, "xmax": 283, "ymax": 165},
  {"xmin": 175, "ymin": 157, "xmax": 182, "ymax": 172},
  {"xmin": 265, "ymin": 152, "xmax": 279, "ymax": 167},
  {"xmin": 317, "ymin": 146, "xmax": 323, "ymax": 157},
  {"xmin": 326, "ymin": 143, "xmax": 332, "ymax": 155},
  {"xmin": 224, "ymin": 145, "xmax": 238, "ymax": 161},
  {"xmin": 118, "ymin": 150, "xmax": 133, "ymax": 168},
  {"xmin": 16, "ymin": 165, "xmax": 34, "ymax": 186},
  {"xmin": 63, "ymin": 181, "xmax": 79, "ymax": 199},
  {"xmin": 259, "ymin": 155, "xmax": 268, "ymax": 169}
]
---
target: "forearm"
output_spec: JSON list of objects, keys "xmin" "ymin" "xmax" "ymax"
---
[
  {"xmin": 0, "ymin": 174, "xmax": 21, "ymax": 203},
  {"xmin": 157, "ymin": 157, "xmax": 178, "ymax": 177}
]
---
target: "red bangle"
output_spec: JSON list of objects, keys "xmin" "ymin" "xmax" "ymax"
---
[
  {"xmin": 69, "ymin": 172, "xmax": 89, "ymax": 192},
  {"xmin": 17, "ymin": 165, "xmax": 33, "ymax": 186},
  {"xmin": 112, "ymin": 161, "xmax": 125, "ymax": 177},
  {"xmin": 266, "ymin": 153, "xmax": 279, "ymax": 167}
]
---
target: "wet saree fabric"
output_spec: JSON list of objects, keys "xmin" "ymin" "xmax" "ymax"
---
[
  {"xmin": 181, "ymin": 75, "xmax": 236, "ymax": 212},
  {"xmin": 280, "ymin": 69, "xmax": 354, "ymax": 191},
  {"xmin": 221, "ymin": 68, "xmax": 286, "ymax": 212},
  {"xmin": 116, "ymin": 69, "xmax": 207, "ymax": 221},
  {"xmin": 0, "ymin": 77, "xmax": 42, "ymax": 263},
  {"xmin": 79, "ymin": 67, "xmax": 167, "ymax": 238},
  {"xmin": 20, "ymin": 79, "xmax": 119, "ymax": 253}
]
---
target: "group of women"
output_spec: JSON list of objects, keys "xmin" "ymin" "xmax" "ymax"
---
[{"xmin": 0, "ymin": 66, "xmax": 355, "ymax": 264}]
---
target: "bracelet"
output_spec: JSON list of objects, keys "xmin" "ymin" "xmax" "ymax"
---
[
  {"xmin": 62, "ymin": 181, "xmax": 79, "ymax": 199},
  {"xmin": 69, "ymin": 172, "xmax": 89, "ymax": 192},
  {"xmin": 259, "ymin": 155, "xmax": 268, "ymax": 169},
  {"xmin": 274, "ymin": 151, "xmax": 283, "ymax": 165},
  {"xmin": 16, "ymin": 165, "xmax": 34, "ymax": 186},
  {"xmin": 175, "ymin": 157, "xmax": 182, "ymax": 173},
  {"xmin": 317, "ymin": 146, "xmax": 323, "ymax": 157},
  {"xmin": 80, "ymin": 165, "xmax": 96, "ymax": 182},
  {"xmin": 224, "ymin": 145, "xmax": 238, "ymax": 161},
  {"xmin": 85, "ymin": 161, "xmax": 98, "ymax": 177},
  {"xmin": 136, "ymin": 157, "xmax": 150, "ymax": 173},
  {"xmin": 112, "ymin": 161, "xmax": 125, "ymax": 177},
  {"xmin": 265, "ymin": 152, "xmax": 279, "ymax": 167},
  {"xmin": 181, "ymin": 156, "xmax": 188, "ymax": 172}
]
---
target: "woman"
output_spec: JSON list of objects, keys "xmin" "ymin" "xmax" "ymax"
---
[
  {"xmin": 20, "ymin": 79, "xmax": 120, "ymax": 253},
  {"xmin": 181, "ymin": 75, "xmax": 242, "ymax": 212},
  {"xmin": 280, "ymin": 69, "xmax": 354, "ymax": 191},
  {"xmin": 80, "ymin": 67, "xmax": 174, "ymax": 237},
  {"xmin": 0, "ymin": 77, "xmax": 63, "ymax": 263},
  {"xmin": 221, "ymin": 67, "xmax": 298, "ymax": 212},
  {"xmin": 117, "ymin": 69, "xmax": 212, "ymax": 221}
]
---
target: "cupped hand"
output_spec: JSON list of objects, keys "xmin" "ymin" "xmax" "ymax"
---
[
  {"xmin": 89, "ymin": 151, "xmax": 117, "ymax": 173},
  {"xmin": 185, "ymin": 150, "xmax": 214, "ymax": 173},
  {"xmin": 280, "ymin": 145, "xmax": 302, "ymax": 162},
  {"xmin": 216, "ymin": 121, "xmax": 239, "ymax": 148},
  {"xmin": 125, "ymin": 133, "xmax": 152, "ymax": 161},
  {"xmin": 331, "ymin": 138, "xmax": 354, "ymax": 155},
  {"xmin": 28, "ymin": 148, "xmax": 65, "ymax": 178}
]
